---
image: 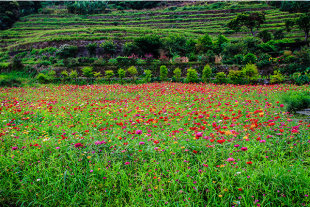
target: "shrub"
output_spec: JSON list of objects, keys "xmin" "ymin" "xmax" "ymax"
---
[
  {"xmin": 9, "ymin": 57, "xmax": 24, "ymax": 71},
  {"xmin": 100, "ymin": 41, "xmax": 117, "ymax": 55},
  {"xmin": 160, "ymin": 65, "xmax": 168, "ymax": 82},
  {"xmin": 143, "ymin": 70, "xmax": 152, "ymax": 83},
  {"xmin": 294, "ymin": 74, "xmax": 310, "ymax": 85},
  {"xmin": 215, "ymin": 72, "xmax": 226, "ymax": 84},
  {"xmin": 273, "ymin": 29, "xmax": 285, "ymax": 40},
  {"xmin": 186, "ymin": 68, "xmax": 198, "ymax": 83},
  {"xmin": 173, "ymin": 67, "xmax": 182, "ymax": 82},
  {"xmin": 105, "ymin": 70, "xmax": 114, "ymax": 82},
  {"xmin": 48, "ymin": 70, "xmax": 56, "ymax": 82},
  {"xmin": 69, "ymin": 70, "xmax": 78, "ymax": 80},
  {"xmin": 94, "ymin": 72, "xmax": 103, "ymax": 80},
  {"xmin": 196, "ymin": 33, "xmax": 213, "ymax": 53},
  {"xmin": 0, "ymin": 62, "xmax": 10, "ymax": 71},
  {"xmin": 116, "ymin": 56, "xmax": 136, "ymax": 66},
  {"xmin": 61, "ymin": 70, "xmax": 69, "ymax": 81},
  {"xmin": 282, "ymin": 91, "xmax": 310, "ymax": 113},
  {"xmin": 228, "ymin": 70, "xmax": 245, "ymax": 84},
  {"xmin": 134, "ymin": 35, "xmax": 162, "ymax": 57},
  {"xmin": 0, "ymin": 75, "xmax": 22, "ymax": 87},
  {"xmin": 86, "ymin": 43, "xmax": 97, "ymax": 57},
  {"xmin": 81, "ymin": 66, "xmax": 94, "ymax": 78},
  {"xmin": 56, "ymin": 45, "xmax": 78, "ymax": 59},
  {"xmin": 241, "ymin": 64, "xmax": 260, "ymax": 83},
  {"xmin": 270, "ymin": 70, "xmax": 285, "ymax": 84},
  {"xmin": 215, "ymin": 34, "xmax": 229, "ymax": 54},
  {"xmin": 118, "ymin": 68, "xmax": 126, "ymax": 82},
  {"xmin": 122, "ymin": 42, "xmax": 139, "ymax": 56},
  {"xmin": 258, "ymin": 30, "xmax": 273, "ymax": 43},
  {"xmin": 257, "ymin": 54, "xmax": 272, "ymax": 69},
  {"xmin": 163, "ymin": 34, "xmax": 187, "ymax": 56},
  {"xmin": 243, "ymin": 53, "xmax": 257, "ymax": 64},
  {"xmin": 232, "ymin": 54, "xmax": 244, "ymax": 65},
  {"xmin": 202, "ymin": 64, "xmax": 212, "ymax": 83},
  {"xmin": 128, "ymin": 66, "xmax": 138, "ymax": 81},
  {"xmin": 36, "ymin": 73, "xmax": 50, "ymax": 84}
]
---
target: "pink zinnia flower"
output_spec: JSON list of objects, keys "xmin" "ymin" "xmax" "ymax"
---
[
  {"xmin": 139, "ymin": 142, "xmax": 145, "ymax": 145},
  {"xmin": 124, "ymin": 162, "xmax": 130, "ymax": 165},
  {"xmin": 241, "ymin": 147, "xmax": 248, "ymax": 151},
  {"xmin": 135, "ymin": 130, "xmax": 142, "ymax": 135},
  {"xmin": 227, "ymin": 158, "xmax": 235, "ymax": 162},
  {"xmin": 12, "ymin": 147, "xmax": 18, "ymax": 150},
  {"xmin": 196, "ymin": 132, "xmax": 203, "ymax": 137}
]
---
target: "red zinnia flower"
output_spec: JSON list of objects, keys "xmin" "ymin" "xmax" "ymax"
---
[
  {"xmin": 193, "ymin": 150, "xmax": 198, "ymax": 154},
  {"xmin": 74, "ymin": 143, "xmax": 83, "ymax": 148},
  {"xmin": 246, "ymin": 161, "xmax": 253, "ymax": 165}
]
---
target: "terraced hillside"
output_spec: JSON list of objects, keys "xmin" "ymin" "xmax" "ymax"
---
[{"xmin": 0, "ymin": 1, "xmax": 304, "ymax": 51}]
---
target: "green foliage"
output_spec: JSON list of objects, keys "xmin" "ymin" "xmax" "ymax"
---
[
  {"xmin": 9, "ymin": 57, "xmax": 24, "ymax": 71},
  {"xmin": 116, "ymin": 56, "xmax": 136, "ymax": 66},
  {"xmin": 285, "ymin": 19, "xmax": 295, "ymax": 32},
  {"xmin": 69, "ymin": 70, "xmax": 78, "ymax": 79},
  {"xmin": 258, "ymin": 30, "xmax": 273, "ymax": 43},
  {"xmin": 228, "ymin": 12, "xmax": 266, "ymax": 36},
  {"xmin": 232, "ymin": 54, "xmax": 244, "ymax": 65},
  {"xmin": 215, "ymin": 34, "xmax": 229, "ymax": 54},
  {"xmin": 243, "ymin": 53, "xmax": 257, "ymax": 64},
  {"xmin": 100, "ymin": 41, "xmax": 117, "ymax": 56},
  {"xmin": 173, "ymin": 67, "xmax": 182, "ymax": 82},
  {"xmin": 160, "ymin": 65, "xmax": 168, "ymax": 82},
  {"xmin": 56, "ymin": 45, "xmax": 78, "ymax": 59},
  {"xmin": 215, "ymin": 72, "xmax": 226, "ymax": 84},
  {"xmin": 0, "ymin": 75, "xmax": 22, "ymax": 87},
  {"xmin": 270, "ymin": 70, "xmax": 285, "ymax": 84},
  {"xmin": 105, "ymin": 70, "xmax": 114, "ymax": 81},
  {"xmin": 292, "ymin": 72, "xmax": 310, "ymax": 85},
  {"xmin": 163, "ymin": 34, "xmax": 188, "ymax": 57},
  {"xmin": 241, "ymin": 64, "xmax": 260, "ymax": 82},
  {"xmin": 134, "ymin": 35, "xmax": 162, "ymax": 57},
  {"xmin": 47, "ymin": 70, "xmax": 56, "ymax": 82},
  {"xmin": 185, "ymin": 68, "xmax": 198, "ymax": 83},
  {"xmin": 282, "ymin": 91, "xmax": 310, "ymax": 113},
  {"xmin": 122, "ymin": 42, "xmax": 139, "ymax": 56},
  {"xmin": 202, "ymin": 64, "xmax": 212, "ymax": 83},
  {"xmin": 296, "ymin": 13, "xmax": 310, "ymax": 42},
  {"xmin": 36, "ymin": 73, "xmax": 50, "ymax": 84},
  {"xmin": 128, "ymin": 66, "xmax": 138, "ymax": 81},
  {"xmin": 275, "ymin": 1, "xmax": 310, "ymax": 13},
  {"xmin": 67, "ymin": 1, "xmax": 108, "ymax": 15},
  {"xmin": 60, "ymin": 70, "xmax": 69, "ymax": 80},
  {"xmin": 143, "ymin": 70, "xmax": 152, "ymax": 83},
  {"xmin": 273, "ymin": 29, "xmax": 285, "ymax": 40},
  {"xmin": 86, "ymin": 43, "xmax": 97, "ymax": 57},
  {"xmin": 228, "ymin": 70, "xmax": 245, "ymax": 84},
  {"xmin": 0, "ymin": 1, "xmax": 41, "ymax": 30},
  {"xmin": 196, "ymin": 33, "xmax": 213, "ymax": 53},
  {"xmin": 110, "ymin": 1, "xmax": 163, "ymax": 10},
  {"xmin": 117, "ymin": 68, "xmax": 126, "ymax": 81},
  {"xmin": 81, "ymin": 66, "xmax": 94, "ymax": 78}
]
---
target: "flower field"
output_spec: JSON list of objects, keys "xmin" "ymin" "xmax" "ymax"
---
[{"xmin": 1, "ymin": 83, "xmax": 310, "ymax": 206}]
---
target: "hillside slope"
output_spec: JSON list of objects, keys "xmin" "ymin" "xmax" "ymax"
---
[{"xmin": 0, "ymin": 1, "xmax": 303, "ymax": 51}]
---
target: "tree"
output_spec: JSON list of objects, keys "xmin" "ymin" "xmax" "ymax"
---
[
  {"xmin": 227, "ymin": 12, "xmax": 266, "ymax": 36},
  {"xmin": 285, "ymin": 14, "xmax": 310, "ymax": 42},
  {"xmin": 296, "ymin": 13, "xmax": 310, "ymax": 42},
  {"xmin": 196, "ymin": 33, "xmax": 213, "ymax": 53}
]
